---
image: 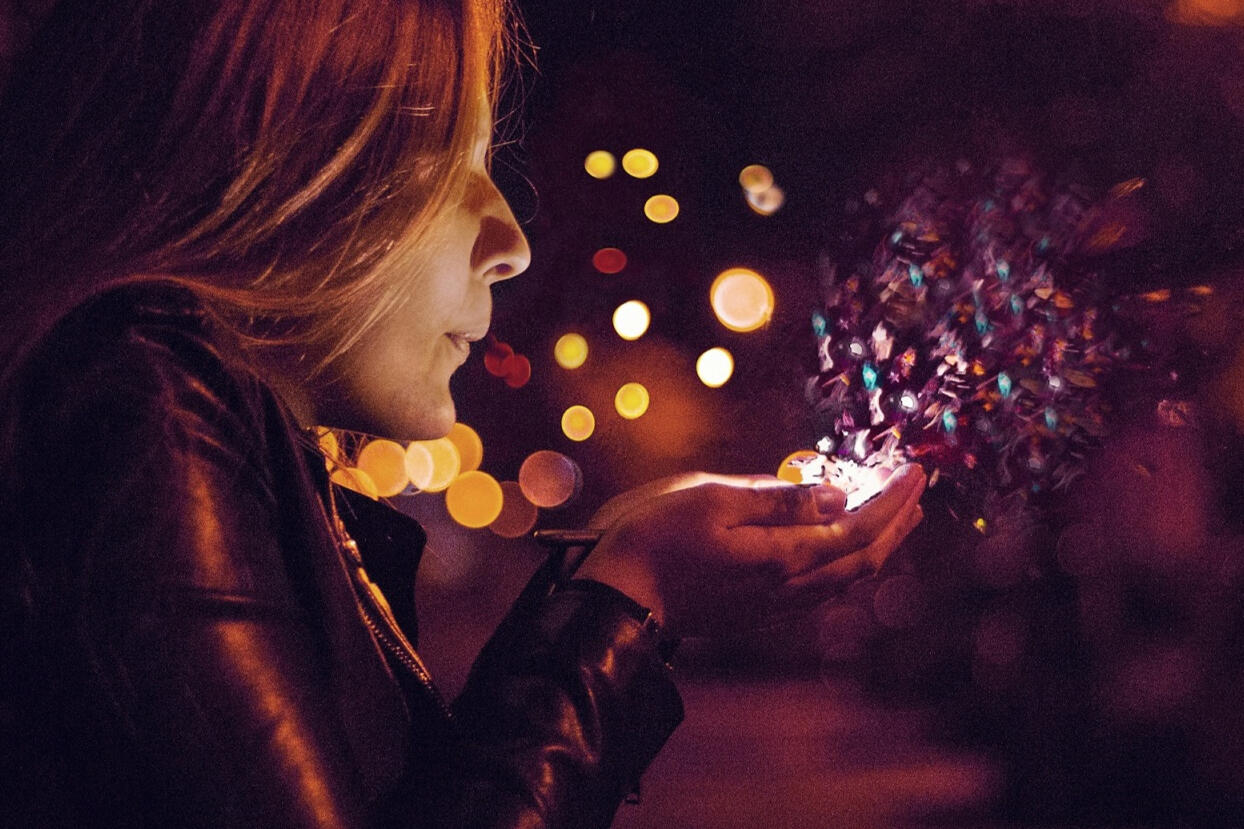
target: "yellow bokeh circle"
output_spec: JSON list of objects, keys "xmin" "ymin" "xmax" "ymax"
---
[
  {"xmin": 554, "ymin": 333, "xmax": 589, "ymax": 370},
  {"xmin": 446, "ymin": 422, "xmax": 483, "ymax": 473},
  {"xmin": 777, "ymin": 450, "xmax": 821, "ymax": 484},
  {"xmin": 356, "ymin": 439, "xmax": 411, "ymax": 497},
  {"xmin": 643, "ymin": 194, "xmax": 679, "ymax": 224},
  {"xmin": 622, "ymin": 148, "xmax": 659, "ymax": 179},
  {"xmin": 445, "ymin": 470, "xmax": 504, "ymax": 529},
  {"xmin": 614, "ymin": 382, "xmax": 650, "ymax": 419},
  {"xmin": 317, "ymin": 427, "xmax": 341, "ymax": 464},
  {"xmin": 584, "ymin": 150, "xmax": 616, "ymax": 179},
  {"xmin": 405, "ymin": 437, "xmax": 460, "ymax": 492},
  {"xmin": 696, "ymin": 347, "xmax": 735, "ymax": 388},
  {"xmin": 710, "ymin": 267, "xmax": 775, "ymax": 332},
  {"xmin": 738, "ymin": 164, "xmax": 774, "ymax": 194},
  {"xmin": 612, "ymin": 300, "xmax": 651, "ymax": 341},
  {"xmin": 331, "ymin": 466, "xmax": 379, "ymax": 500},
  {"xmin": 746, "ymin": 184, "xmax": 786, "ymax": 215},
  {"xmin": 561, "ymin": 405, "xmax": 596, "ymax": 442}
]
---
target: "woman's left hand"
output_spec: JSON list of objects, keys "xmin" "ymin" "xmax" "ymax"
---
[{"xmin": 575, "ymin": 465, "xmax": 926, "ymax": 635}]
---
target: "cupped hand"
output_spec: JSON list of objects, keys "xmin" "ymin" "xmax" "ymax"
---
[{"xmin": 575, "ymin": 464, "xmax": 926, "ymax": 636}]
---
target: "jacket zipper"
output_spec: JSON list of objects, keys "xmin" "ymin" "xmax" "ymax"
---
[
  {"xmin": 325, "ymin": 491, "xmax": 454, "ymax": 722},
  {"xmin": 350, "ymin": 569, "xmax": 454, "ymax": 721}
]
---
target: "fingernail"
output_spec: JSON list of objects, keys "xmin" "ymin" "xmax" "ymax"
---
[{"xmin": 814, "ymin": 486, "xmax": 841, "ymax": 514}]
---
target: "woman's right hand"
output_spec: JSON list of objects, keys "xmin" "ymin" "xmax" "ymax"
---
[{"xmin": 575, "ymin": 464, "xmax": 926, "ymax": 636}]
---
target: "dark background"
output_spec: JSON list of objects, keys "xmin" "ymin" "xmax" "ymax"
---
[{"xmin": 411, "ymin": 3, "xmax": 1244, "ymax": 826}]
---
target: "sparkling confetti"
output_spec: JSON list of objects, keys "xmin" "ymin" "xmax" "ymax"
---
[{"xmin": 804, "ymin": 157, "xmax": 1144, "ymax": 513}]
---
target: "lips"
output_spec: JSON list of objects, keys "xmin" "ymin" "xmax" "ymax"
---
[{"xmin": 445, "ymin": 326, "xmax": 488, "ymax": 358}]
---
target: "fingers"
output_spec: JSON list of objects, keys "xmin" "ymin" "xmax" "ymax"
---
[
  {"xmin": 706, "ymin": 481, "xmax": 848, "ymax": 528},
  {"xmin": 778, "ymin": 495, "xmax": 925, "ymax": 598},
  {"xmin": 834, "ymin": 464, "xmax": 926, "ymax": 549},
  {"xmin": 734, "ymin": 464, "xmax": 925, "ymax": 577}
]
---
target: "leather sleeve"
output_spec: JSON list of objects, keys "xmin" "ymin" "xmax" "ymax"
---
[
  {"xmin": 2, "ymin": 294, "xmax": 682, "ymax": 829},
  {"xmin": 424, "ymin": 579, "xmax": 683, "ymax": 829}
]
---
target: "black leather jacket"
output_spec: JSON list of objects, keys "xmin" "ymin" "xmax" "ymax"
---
[{"xmin": 0, "ymin": 284, "xmax": 683, "ymax": 828}]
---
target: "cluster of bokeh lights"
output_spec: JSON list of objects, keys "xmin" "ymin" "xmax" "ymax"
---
[{"xmin": 324, "ymin": 422, "xmax": 583, "ymax": 537}]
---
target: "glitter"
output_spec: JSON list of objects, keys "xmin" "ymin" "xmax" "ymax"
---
[
  {"xmin": 862, "ymin": 362, "xmax": 879, "ymax": 390},
  {"xmin": 816, "ymin": 436, "xmax": 834, "ymax": 454},
  {"xmin": 812, "ymin": 311, "xmax": 828, "ymax": 337},
  {"xmin": 810, "ymin": 157, "xmax": 1139, "ymax": 520},
  {"xmin": 974, "ymin": 517, "xmax": 987, "ymax": 533}
]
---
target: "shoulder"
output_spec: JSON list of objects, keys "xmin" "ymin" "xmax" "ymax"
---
[
  {"xmin": 1, "ymin": 281, "xmax": 302, "ymax": 584},
  {"xmin": 6, "ymin": 281, "xmax": 281, "ymax": 472}
]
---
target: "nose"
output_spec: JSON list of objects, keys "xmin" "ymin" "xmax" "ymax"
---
[{"xmin": 470, "ymin": 173, "xmax": 531, "ymax": 285}]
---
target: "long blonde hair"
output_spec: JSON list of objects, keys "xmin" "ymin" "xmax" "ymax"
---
[{"xmin": 0, "ymin": 0, "xmax": 521, "ymax": 372}]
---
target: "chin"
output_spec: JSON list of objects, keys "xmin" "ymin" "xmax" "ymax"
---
[{"xmin": 394, "ymin": 394, "xmax": 456, "ymax": 442}]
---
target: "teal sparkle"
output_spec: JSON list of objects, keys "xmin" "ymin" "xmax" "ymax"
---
[
  {"xmin": 908, "ymin": 263, "xmax": 923, "ymax": 285},
  {"xmin": 997, "ymin": 260, "xmax": 1010, "ymax": 281},
  {"xmin": 862, "ymin": 362, "xmax": 878, "ymax": 390},
  {"xmin": 1045, "ymin": 407, "xmax": 1058, "ymax": 430},
  {"xmin": 942, "ymin": 410, "xmax": 958, "ymax": 432},
  {"xmin": 1011, "ymin": 295, "xmax": 1023, "ymax": 314},
  {"xmin": 997, "ymin": 372, "xmax": 1012, "ymax": 397},
  {"xmin": 812, "ymin": 311, "xmax": 827, "ymax": 337}
]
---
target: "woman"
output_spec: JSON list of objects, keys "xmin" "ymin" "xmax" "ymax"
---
[{"xmin": 0, "ymin": 0, "xmax": 926, "ymax": 826}]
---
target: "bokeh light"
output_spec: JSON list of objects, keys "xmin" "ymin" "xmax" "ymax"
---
[
  {"xmin": 446, "ymin": 422, "xmax": 483, "ymax": 473},
  {"xmin": 738, "ymin": 164, "xmax": 774, "ymax": 194},
  {"xmin": 614, "ymin": 382, "xmax": 651, "ymax": 419},
  {"xmin": 554, "ymin": 333, "xmax": 589, "ymax": 369},
  {"xmin": 561, "ymin": 405, "xmax": 596, "ymax": 441},
  {"xmin": 612, "ymin": 300, "xmax": 651, "ymax": 340},
  {"xmin": 405, "ymin": 437, "xmax": 460, "ymax": 492},
  {"xmin": 777, "ymin": 449, "xmax": 821, "ymax": 484},
  {"xmin": 489, "ymin": 481, "xmax": 540, "ymax": 539},
  {"xmin": 746, "ymin": 185, "xmax": 786, "ymax": 215},
  {"xmin": 483, "ymin": 340, "xmax": 513, "ymax": 375},
  {"xmin": 317, "ymin": 427, "xmax": 340, "ymax": 463},
  {"xmin": 584, "ymin": 150, "xmax": 616, "ymax": 179},
  {"xmin": 1168, "ymin": 0, "xmax": 1244, "ymax": 25},
  {"xmin": 502, "ymin": 353, "xmax": 531, "ymax": 389},
  {"xmin": 643, "ymin": 194, "xmax": 680, "ymax": 224},
  {"xmin": 622, "ymin": 148, "xmax": 659, "ymax": 178},
  {"xmin": 696, "ymin": 347, "xmax": 734, "ymax": 387},
  {"xmin": 592, "ymin": 247, "xmax": 628, "ymax": 274},
  {"xmin": 710, "ymin": 267, "xmax": 775, "ymax": 332},
  {"xmin": 331, "ymin": 466, "xmax": 379, "ymax": 500},
  {"xmin": 518, "ymin": 450, "xmax": 582, "ymax": 508},
  {"xmin": 356, "ymin": 439, "xmax": 410, "ymax": 497},
  {"xmin": 445, "ymin": 470, "xmax": 504, "ymax": 529}
]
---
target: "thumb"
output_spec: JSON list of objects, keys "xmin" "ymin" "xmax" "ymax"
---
[{"xmin": 721, "ymin": 482, "xmax": 848, "ymax": 527}]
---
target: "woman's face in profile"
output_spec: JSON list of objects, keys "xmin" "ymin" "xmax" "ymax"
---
[{"xmin": 310, "ymin": 122, "xmax": 531, "ymax": 440}]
